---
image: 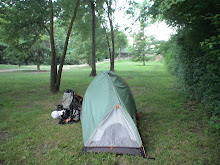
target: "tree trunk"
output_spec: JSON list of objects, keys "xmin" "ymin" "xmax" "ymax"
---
[
  {"xmin": 105, "ymin": 30, "xmax": 112, "ymax": 60},
  {"xmin": 89, "ymin": 0, "xmax": 96, "ymax": 77},
  {"xmin": 143, "ymin": 54, "xmax": 145, "ymax": 66},
  {"xmin": 118, "ymin": 47, "xmax": 121, "ymax": 62},
  {"xmin": 36, "ymin": 45, "xmax": 40, "ymax": 72},
  {"xmin": 142, "ymin": 25, "xmax": 146, "ymax": 66},
  {"xmin": 55, "ymin": 0, "xmax": 80, "ymax": 91},
  {"xmin": 107, "ymin": 3, "xmax": 115, "ymax": 72},
  {"xmin": 49, "ymin": 0, "xmax": 57, "ymax": 93}
]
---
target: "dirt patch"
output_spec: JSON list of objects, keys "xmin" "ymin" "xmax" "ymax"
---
[
  {"xmin": 154, "ymin": 55, "xmax": 163, "ymax": 62},
  {"xmin": 34, "ymin": 142, "xmax": 57, "ymax": 156},
  {"xmin": 0, "ymin": 69, "xmax": 35, "ymax": 72},
  {"xmin": 0, "ymin": 60, "xmax": 112, "ymax": 73},
  {"xmin": 0, "ymin": 131, "xmax": 8, "ymax": 140},
  {"xmin": 132, "ymin": 86, "xmax": 145, "ymax": 95},
  {"xmin": 125, "ymin": 76, "xmax": 133, "ymax": 80},
  {"xmin": 186, "ymin": 99, "xmax": 197, "ymax": 112},
  {"xmin": 25, "ymin": 70, "xmax": 49, "ymax": 74}
]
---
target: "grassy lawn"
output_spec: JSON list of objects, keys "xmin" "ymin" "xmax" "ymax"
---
[{"xmin": 0, "ymin": 60, "xmax": 219, "ymax": 164}]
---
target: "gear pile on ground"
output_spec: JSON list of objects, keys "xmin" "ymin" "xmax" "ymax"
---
[{"xmin": 51, "ymin": 89, "xmax": 83, "ymax": 124}]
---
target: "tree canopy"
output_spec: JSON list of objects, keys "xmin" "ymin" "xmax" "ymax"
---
[{"xmin": 0, "ymin": 0, "xmax": 131, "ymax": 92}]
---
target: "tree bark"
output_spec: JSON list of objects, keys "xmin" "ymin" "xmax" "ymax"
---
[
  {"xmin": 49, "ymin": 0, "xmax": 57, "ymax": 93},
  {"xmin": 106, "ymin": 2, "xmax": 115, "ymax": 72},
  {"xmin": 105, "ymin": 30, "xmax": 112, "ymax": 60},
  {"xmin": 36, "ymin": 45, "xmax": 40, "ymax": 72},
  {"xmin": 89, "ymin": 0, "xmax": 96, "ymax": 77}
]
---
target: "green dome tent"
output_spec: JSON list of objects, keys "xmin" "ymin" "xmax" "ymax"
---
[{"xmin": 81, "ymin": 70, "xmax": 146, "ymax": 157}]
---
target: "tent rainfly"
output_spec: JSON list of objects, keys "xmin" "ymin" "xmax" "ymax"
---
[{"xmin": 81, "ymin": 71, "xmax": 146, "ymax": 157}]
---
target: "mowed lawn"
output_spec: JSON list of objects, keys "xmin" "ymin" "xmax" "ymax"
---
[{"xmin": 0, "ymin": 60, "xmax": 219, "ymax": 164}]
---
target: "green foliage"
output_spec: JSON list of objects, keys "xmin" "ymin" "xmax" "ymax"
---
[
  {"xmin": 114, "ymin": 30, "xmax": 129, "ymax": 55},
  {"xmin": 131, "ymin": 32, "xmax": 159, "ymax": 65},
  {"xmin": 0, "ymin": 0, "xmax": 49, "ymax": 65},
  {"xmin": 200, "ymin": 14, "xmax": 220, "ymax": 56},
  {"xmin": 149, "ymin": 0, "xmax": 220, "ymax": 133},
  {"xmin": 3, "ymin": 36, "xmax": 50, "ymax": 66},
  {"xmin": 131, "ymin": 31, "xmax": 147, "ymax": 64},
  {"xmin": 0, "ymin": 0, "xmax": 120, "ymax": 66}
]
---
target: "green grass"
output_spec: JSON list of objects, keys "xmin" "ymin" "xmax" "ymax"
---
[{"xmin": 0, "ymin": 60, "xmax": 219, "ymax": 164}]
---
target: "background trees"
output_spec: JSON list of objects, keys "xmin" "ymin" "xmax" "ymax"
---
[
  {"xmin": 0, "ymin": 0, "xmax": 131, "ymax": 92},
  {"xmin": 0, "ymin": 0, "xmax": 48, "ymax": 67},
  {"xmin": 132, "ymin": 31, "xmax": 147, "ymax": 65},
  {"xmin": 132, "ymin": 33, "xmax": 158, "ymax": 65}
]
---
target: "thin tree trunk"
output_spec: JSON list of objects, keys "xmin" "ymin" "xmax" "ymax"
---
[
  {"xmin": 49, "ymin": 0, "xmax": 57, "ymax": 93},
  {"xmin": 142, "ymin": 25, "xmax": 146, "ymax": 66},
  {"xmin": 106, "ymin": 2, "xmax": 115, "ymax": 72},
  {"xmin": 105, "ymin": 30, "xmax": 112, "ymax": 60},
  {"xmin": 118, "ymin": 47, "xmax": 121, "ymax": 62},
  {"xmin": 55, "ymin": 0, "xmax": 80, "ymax": 91},
  {"xmin": 36, "ymin": 45, "xmax": 40, "ymax": 72},
  {"xmin": 89, "ymin": 0, "xmax": 96, "ymax": 77}
]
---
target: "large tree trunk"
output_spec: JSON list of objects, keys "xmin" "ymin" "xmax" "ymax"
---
[
  {"xmin": 49, "ymin": 0, "xmax": 57, "ymax": 93},
  {"xmin": 55, "ymin": 0, "xmax": 80, "ymax": 91},
  {"xmin": 106, "ymin": 2, "xmax": 115, "ymax": 72},
  {"xmin": 89, "ymin": 0, "xmax": 96, "ymax": 77}
]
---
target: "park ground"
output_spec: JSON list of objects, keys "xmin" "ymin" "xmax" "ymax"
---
[{"xmin": 0, "ymin": 59, "xmax": 219, "ymax": 164}]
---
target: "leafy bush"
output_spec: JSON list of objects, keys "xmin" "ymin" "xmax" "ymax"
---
[
  {"xmin": 162, "ymin": 31, "xmax": 220, "ymax": 134},
  {"xmin": 149, "ymin": 0, "xmax": 220, "ymax": 134}
]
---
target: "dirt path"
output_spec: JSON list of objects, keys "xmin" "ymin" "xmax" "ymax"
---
[
  {"xmin": 0, "ymin": 60, "xmax": 108, "ymax": 73},
  {"xmin": 0, "ymin": 69, "xmax": 36, "ymax": 72},
  {"xmin": 154, "ymin": 55, "xmax": 163, "ymax": 62}
]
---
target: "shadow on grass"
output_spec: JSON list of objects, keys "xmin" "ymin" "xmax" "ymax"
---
[
  {"xmin": 137, "ymin": 112, "xmax": 157, "ymax": 157},
  {"xmin": 22, "ymin": 70, "xmax": 50, "ymax": 74}
]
